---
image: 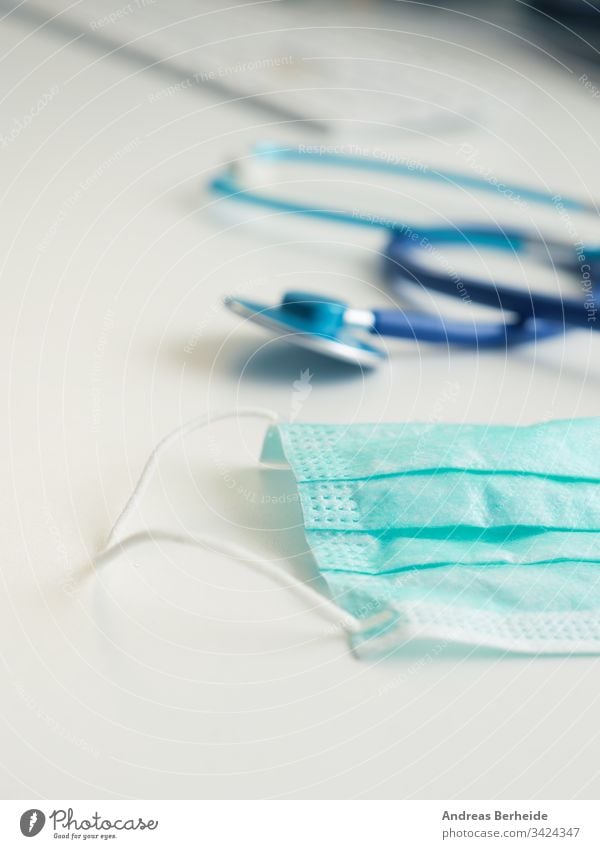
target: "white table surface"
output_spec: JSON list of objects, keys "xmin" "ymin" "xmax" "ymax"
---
[{"xmin": 2, "ymin": 1, "xmax": 600, "ymax": 800}]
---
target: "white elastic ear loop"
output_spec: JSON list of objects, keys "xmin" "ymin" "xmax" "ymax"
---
[
  {"xmin": 96, "ymin": 407, "xmax": 367, "ymax": 636},
  {"xmin": 104, "ymin": 408, "xmax": 273, "ymax": 548}
]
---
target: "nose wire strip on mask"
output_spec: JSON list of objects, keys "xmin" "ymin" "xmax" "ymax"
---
[{"xmin": 95, "ymin": 408, "xmax": 373, "ymax": 637}]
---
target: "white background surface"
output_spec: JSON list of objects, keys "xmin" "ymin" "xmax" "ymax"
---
[{"xmin": 2, "ymin": 0, "xmax": 600, "ymax": 800}]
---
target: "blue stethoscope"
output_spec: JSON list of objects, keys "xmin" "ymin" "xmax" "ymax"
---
[{"xmin": 211, "ymin": 143, "xmax": 600, "ymax": 367}]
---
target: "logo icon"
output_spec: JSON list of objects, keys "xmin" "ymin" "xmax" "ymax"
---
[
  {"xmin": 19, "ymin": 810, "xmax": 45, "ymax": 837},
  {"xmin": 290, "ymin": 368, "xmax": 313, "ymax": 421}
]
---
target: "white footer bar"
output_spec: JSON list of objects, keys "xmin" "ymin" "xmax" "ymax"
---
[{"xmin": 1, "ymin": 800, "xmax": 599, "ymax": 848}]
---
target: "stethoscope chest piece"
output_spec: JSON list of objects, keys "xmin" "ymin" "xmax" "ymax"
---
[{"xmin": 224, "ymin": 292, "xmax": 387, "ymax": 368}]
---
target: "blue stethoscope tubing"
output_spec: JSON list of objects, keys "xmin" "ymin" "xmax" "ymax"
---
[{"xmin": 210, "ymin": 143, "xmax": 600, "ymax": 348}]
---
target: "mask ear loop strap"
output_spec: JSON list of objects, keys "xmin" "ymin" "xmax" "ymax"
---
[
  {"xmin": 96, "ymin": 407, "xmax": 374, "ymax": 637},
  {"xmin": 104, "ymin": 408, "xmax": 275, "ymax": 548}
]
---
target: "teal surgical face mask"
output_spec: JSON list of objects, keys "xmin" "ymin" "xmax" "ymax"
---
[
  {"xmin": 261, "ymin": 418, "xmax": 600, "ymax": 656},
  {"xmin": 96, "ymin": 410, "xmax": 600, "ymax": 659}
]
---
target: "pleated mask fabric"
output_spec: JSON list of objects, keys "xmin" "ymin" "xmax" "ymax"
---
[{"xmin": 261, "ymin": 418, "xmax": 600, "ymax": 656}]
